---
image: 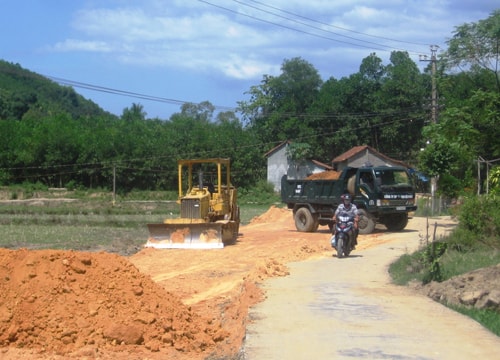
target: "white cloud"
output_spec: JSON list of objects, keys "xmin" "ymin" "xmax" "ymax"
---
[
  {"xmin": 221, "ymin": 55, "xmax": 279, "ymax": 79},
  {"xmin": 48, "ymin": 0, "xmax": 498, "ymax": 81},
  {"xmin": 52, "ymin": 39, "xmax": 113, "ymax": 52},
  {"xmin": 55, "ymin": 3, "xmax": 280, "ymax": 80}
]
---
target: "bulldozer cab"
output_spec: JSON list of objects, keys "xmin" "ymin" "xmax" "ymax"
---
[
  {"xmin": 180, "ymin": 159, "xmax": 233, "ymax": 218},
  {"xmin": 146, "ymin": 158, "xmax": 240, "ymax": 249}
]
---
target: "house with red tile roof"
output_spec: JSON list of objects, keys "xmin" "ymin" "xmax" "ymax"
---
[{"xmin": 332, "ymin": 145, "xmax": 410, "ymax": 171}]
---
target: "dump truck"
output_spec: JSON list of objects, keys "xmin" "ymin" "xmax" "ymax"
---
[
  {"xmin": 281, "ymin": 166, "xmax": 417, "ymax": 234},
  {"xmin": 145, "ymin": 158, "xmax": 240, "ymax": 249}
]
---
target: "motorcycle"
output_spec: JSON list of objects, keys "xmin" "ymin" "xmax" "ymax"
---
[{"xmin": 330, "ymin": 211, "xmax": 356, "ymax": 258}]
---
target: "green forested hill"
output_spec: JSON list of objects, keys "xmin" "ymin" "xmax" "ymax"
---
[
  {"xmin": 0, "ymin": 60, "xmax": 263, "ymax": 191},
  {"xmin": 0, "ymin": 60, "xmax": 112, "ymax": 120}
]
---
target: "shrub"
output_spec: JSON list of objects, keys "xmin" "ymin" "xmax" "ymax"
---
[
  {"xmin": 420, "ymin": 241, "xmax": 448, "ymax": 284},
  {"xmin": 239, "ymin": 180, "xmax": 280, "ymax": 204},
  {"xmin": 446, "ymin": 227, "xmax": 478, "ymax": 252},
  {"xmin": 65, "ymin": 180, "xmax": 80, "ymax": 191},
  {"xmin": 457, "ymin": 195, "xmax": 500, "ymax": 248},
  {"xmin": 488, "ymin": 166, "xmax": 500, "ymax": 195},
  {"xmin": 438, "ymin": 173, "xmax": 462, "ymax": 198}
]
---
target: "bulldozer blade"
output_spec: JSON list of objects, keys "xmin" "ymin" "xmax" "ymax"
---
[{"xmin": 145, "ymin": 222, "xmax": 224, "ymax": 249}]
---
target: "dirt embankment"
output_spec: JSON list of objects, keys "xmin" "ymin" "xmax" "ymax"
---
[{"xmin": 0, "ymin": 207, "xmax": 497, "ymax": 359}]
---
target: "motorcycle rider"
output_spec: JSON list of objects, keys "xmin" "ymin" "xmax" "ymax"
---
[{"xmin": 333, "ymin": 193, "xmax": 359, "ymax": 248}]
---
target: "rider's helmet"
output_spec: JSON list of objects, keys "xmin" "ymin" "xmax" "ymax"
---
[{"xmin": 341, "ymin": 193, "xmax": 352, "ymax": 209}]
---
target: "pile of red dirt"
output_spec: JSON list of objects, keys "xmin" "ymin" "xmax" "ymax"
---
[
  {"xmin": 305, "ymin": 171, "xmax": 341, "ymax": 180},
  {"xmin": 0, "ymin": 249, "xmax": 226, "ymax": 358},
  {"xmin": 0, "ymin": 206, "xmax": 331, "ymax": 359},
  {"xmin": 249, "ymin": 205, "xmax": 294, "ymax": 224}
]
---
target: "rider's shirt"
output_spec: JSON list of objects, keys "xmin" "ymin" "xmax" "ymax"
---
[{"xmin": 335, "ymin": 203, "xmax": 359, "ymax": 219}]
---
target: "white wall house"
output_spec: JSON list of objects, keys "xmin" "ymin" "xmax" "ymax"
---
[{"xmin": 265, "ymin": 141, "xmax": 332, "ymax": 192}]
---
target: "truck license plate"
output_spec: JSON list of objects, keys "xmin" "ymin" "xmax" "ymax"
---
[{"xmin": 396, "ymin": 206, "xmax": 406, "ymax": 211}]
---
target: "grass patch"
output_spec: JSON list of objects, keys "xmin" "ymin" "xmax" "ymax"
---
[
  {"xmin": 0, "ymin": 189, "xmax": 281, "ymax": 255},
  {"xmin": 239, "ymin": 202, "xmax": 283, "ymax": 224},
  {"xmin": 388, "ymin": 252, "xmax": 423, "ymax": 285},
  {"xmin": 438, "ymin": 247, "xmax": 500, "ymax": 280},
  {"xmin": 447, "ymin": 304, "xmax": 500, "ymax": 337},
  {"xmin": 389, "ymin": 246, "xmax": 500, "ymax": 285},
  {"xmin": 1, "ymin": 223, "xmax": 149, "ymax": 253}
]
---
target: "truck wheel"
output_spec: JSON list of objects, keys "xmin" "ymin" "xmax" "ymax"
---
[
  {"xmin": 294, "ymin": 207, "xmax": 316, "ymax": 232},
  {"xmin": 384, "ymin": 213, "xmax": 408, "ymax": 231},
  {"xmin": 312, "ymin": 214, "xmax": 320, "ymax": 232},
  {"xmin": 358, "ymin": 209, "xmax": 376, "ymax": 234}
]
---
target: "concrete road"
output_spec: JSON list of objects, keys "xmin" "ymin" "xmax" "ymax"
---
[{"xmin": 243, "ymin": 221, "xmax": 500, "ymax": 359}]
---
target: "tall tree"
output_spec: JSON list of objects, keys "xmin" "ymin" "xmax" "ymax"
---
[
  {"xmin": 380, "ymin": 51, "xmax": 426, "ymax": 161},
  {"xmin": 420, "ymin": 11, "xmax": 500, "ymax": 195},
  {"xmin": 180, "ymin": 101, "xmax": 215, "ymax": 122},
  {"xmin": 355, "ymin": 53, "xmax": 387, "ymax": 152},
  {"xmin": 444, "ymin": 10, "xmax": 500, "ymax": 92},
  {"xmin": 121, "ymin": 103, "xmax": 147, "ymax": 121},
  {"xmin": 311, "ymin": 73, "xmax": 367, "ymax": 159},
  {"xmin": 239, "ymin": 57, "xmax": 322, "ymax": 147}
]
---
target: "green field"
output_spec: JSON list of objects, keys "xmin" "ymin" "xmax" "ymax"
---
[{"xmin": 0, "ymin": 191, "xmax": 281, "ymax": 255}]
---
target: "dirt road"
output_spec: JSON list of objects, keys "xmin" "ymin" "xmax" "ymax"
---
[
  {"xmin": 243, "ymin": 225, "xmax": 500, "ymax": 359},
  {"xmin": 2, "ymin": 206, "xmax": 499, "ymax": 359}
]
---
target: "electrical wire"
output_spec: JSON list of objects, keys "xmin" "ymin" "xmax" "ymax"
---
[
  {"xmin": 47, "ymin": 76, "xmax": 237, "ymax": 112},
  {"xmin": 230, "ymin": 0, "xmax": 423, "ymax": 53},
  {"xmin": 199, "ymin": 0, "xmax": 427, "ymax": 55},
  {"xmin": 198, "ymin": 0, "xmax": 389, "ymax": 52},
  {"xmin": 48, "ymin": 73, "xmax": 427, "ymax": 122},
  {"xmin": 246, "ymin": 0, "xmax": 430, "ymax": 47},
  {"xmin": 47, "ymin": 1, "xmax": 438, "ymax": 120}
]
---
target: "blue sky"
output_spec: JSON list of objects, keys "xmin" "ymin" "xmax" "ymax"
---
[{"xmin": 1, "ymin": 1, "xmax": 498, "ymax": 119}]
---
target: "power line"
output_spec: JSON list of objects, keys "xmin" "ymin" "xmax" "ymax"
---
[
  {"xmin": 246, "ymin": 0, "xmax": 430, "ymax": 47},
  {"xmin": 48, "ymin": 74, "xmax": 425, "ymax": 122},
  {"xmin": 47, "ymin": 76, "xmax": 237, "ymax": 112},
  {"xmin": 239, "ymin": 104, "xmax": 426, "ymax": 123},
  {"xmin": 198, "ymin": 0, "xmax": 389, "ymax": 52},
  {"xmin": 230, "ymin": 0, "xmax": 405, "ymax": 52},
  {"xmin": 200, "ymin": 0, "xmax": 426, "ymax": 55}
]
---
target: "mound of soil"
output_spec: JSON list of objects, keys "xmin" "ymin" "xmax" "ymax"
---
[
  {"xmin": 0, "ymin": 249, "xmax": 226, "ymax": 358},
  {"xmin": 416, "ymin": 264, "xmax": 500, "ymax": 312},
  {"xmin": 305, "ymin": 170, "xmax": 341, "ymax": 180},
  {"xmin": 0, "ymin": 206, "xmax": 307, "ymax": 360}
]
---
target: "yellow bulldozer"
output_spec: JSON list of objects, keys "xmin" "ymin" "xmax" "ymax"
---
[{"xmin": 145, "ymin": 158, "xmax": 240, "ymax": 249}]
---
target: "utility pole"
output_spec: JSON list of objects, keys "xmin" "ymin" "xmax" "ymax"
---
[
  {"xmin": 420, "ymin": 45, "xmax": 439, "ymax": 214},
  {"xmin": 113, "ymin": 165, "xmax": 116, "ymax": 206}
]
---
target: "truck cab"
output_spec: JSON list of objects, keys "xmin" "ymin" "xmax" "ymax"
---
[{"xmin": 353, "ymin": 167, "xmax": 417, "ymax": 232}]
